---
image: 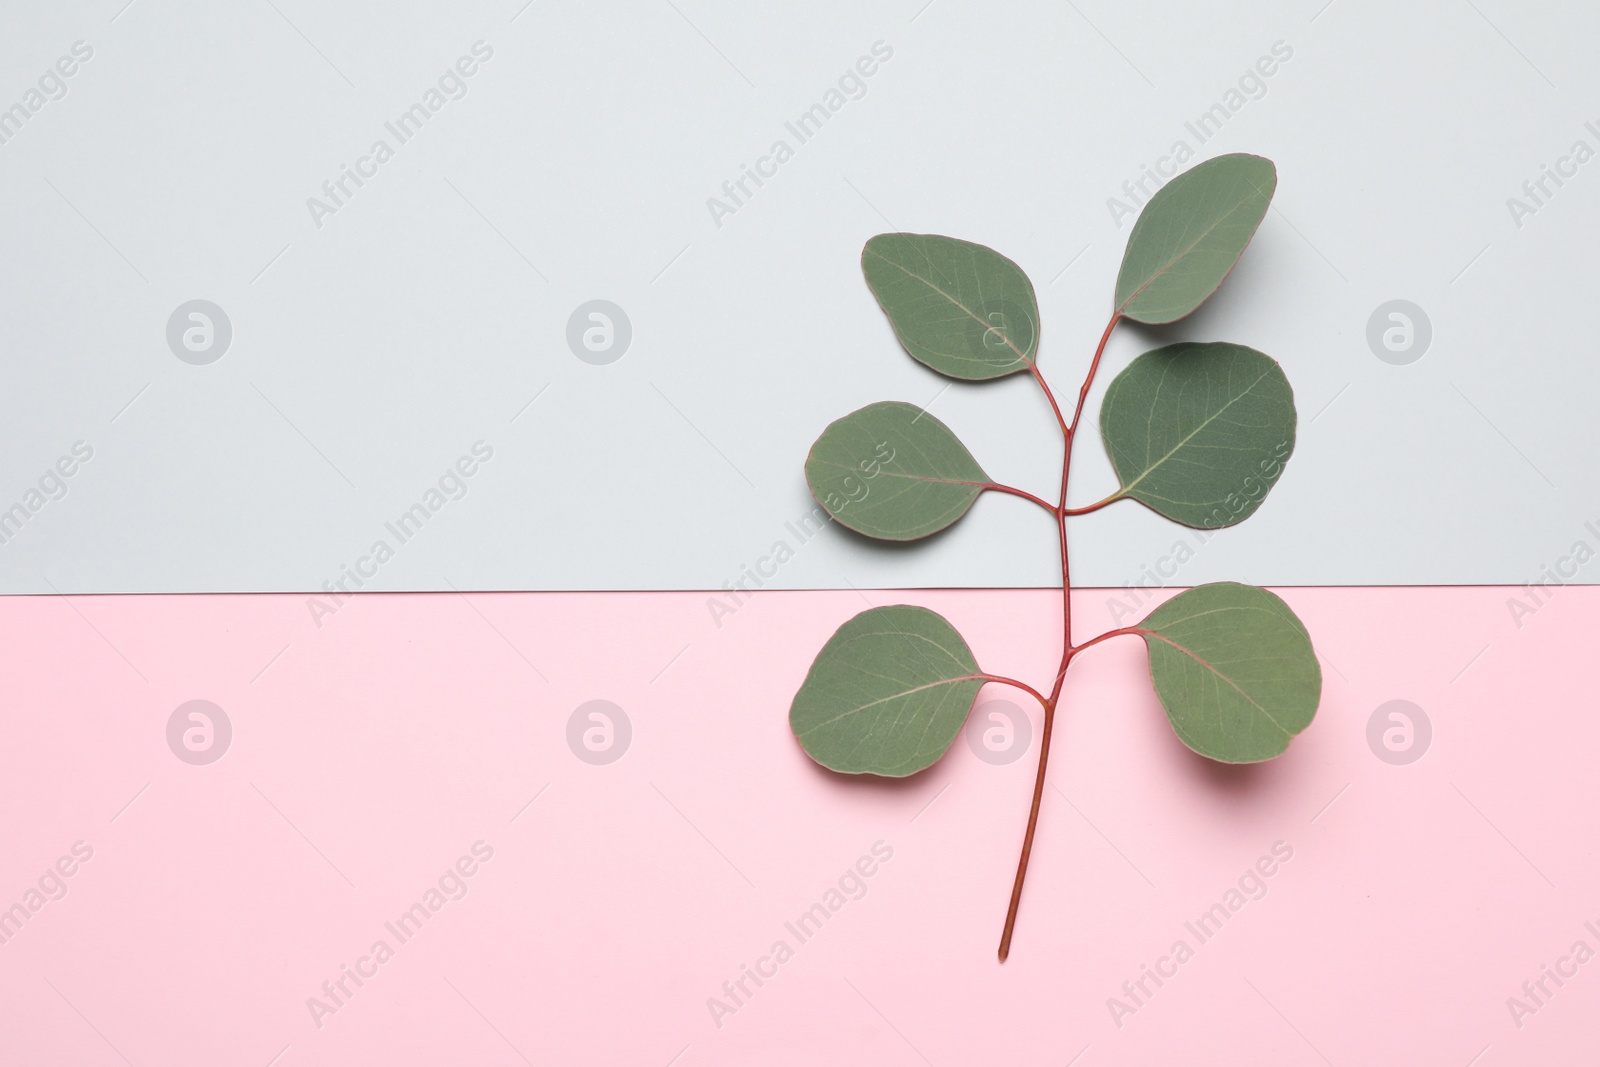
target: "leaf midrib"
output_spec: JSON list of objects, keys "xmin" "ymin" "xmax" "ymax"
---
[
  {"xmin": 811, "ymin": 456, "xmax": 986, "ymax": 491},
  {"xmin": 1113, "ymin": 365, "xmax": 1274, "ymax": 499},
  {"xmin": 797, "ymin": 670, "xmax": 984, "ymax": 734},
  {"xmin": 1117, "ymin": 178, "xmax": 1269, "ymax": 313},
  {"xmin": 1136, "ymin": 627, "xmax": 1294, "ymax": 738},
  {"xmin": 865, "ymin": 246, "xmax": 1033, "ymax": 365}
]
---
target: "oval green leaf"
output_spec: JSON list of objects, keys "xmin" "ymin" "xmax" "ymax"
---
[
  {"xmin": 862, "ymin": 233, "xmax": 1039, "ymax": 380},
  {"xmin": 1137, "ymin": 582, "xmax": 1320, "ymax": 763},
  {"xmin": 805, "ymin": 401, "xmax": 990, "ymax": 541},
  {"xmin": 790, "ymin": 604, "xmax": 985, "ymax": 776},
  {"xmin": 1114, "ymin": 153, "xmax": 1276, "ymax": 324},
  {"xmin": 1098, "ymin": 342, "xmax": 1296, "ymax": 529}
]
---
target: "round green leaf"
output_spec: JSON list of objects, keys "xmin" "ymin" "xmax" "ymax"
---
[
  {"xmin": 1137, "ymin": 583, "xmax": 1320, "ymax": 763},
  {"xmin": 805, "ymin": 401, "xmax": 990, "ymax": 541},
  {"xmin": 790, "ymin": 605, "xmax": 984, "ymax": 776},
  {"xmin": 1099, "ymin": 342, "xmax": 1296, "ymax": 529},
  {"xmin": 862, "ymin": 233, "xmax": 1039, "ymax": 380},
  {"xmin": 1114, "ymin": 154, "xmax": 1276, "ymax": 324}
]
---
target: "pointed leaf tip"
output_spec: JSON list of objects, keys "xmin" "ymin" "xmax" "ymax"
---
[
  {"xmin": 1114, "ymin": 153, "xmax": 1276, "ymax": 324},
  {"xmin": 805, "ymin": 401, "xmax": 990, "ymax": 541},
  {"xmin": 863, "ymin": 233, "xmax": 1039, "ymax": 380}
]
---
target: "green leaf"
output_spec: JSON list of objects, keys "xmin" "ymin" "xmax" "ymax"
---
[
  {"xmin": 1137, "ymin": 583, "xmax": 1320, "ymax": 763},
  {"xmin": 790, "ymin": 605, "xmax": 985, "ymax": 776},
  {"xmin": 1098, "ymin": 342, "xmax": 1296, "ymax": 529},
  {"xmin": 1114, "ymin": 154, "xmax": 1276, "ymax": 324},
  {"xmin": 862, "ymin": 233, "xmax": 1039, "ymax": 380},
  {"xmin": 805, "ymin": 401, "xmax": 990, "ymax": 541}
]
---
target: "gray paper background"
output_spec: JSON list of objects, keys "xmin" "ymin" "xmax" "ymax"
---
[{"xmin": 2, "ymin": 0, "xmax": 1595, "ymax": 594}]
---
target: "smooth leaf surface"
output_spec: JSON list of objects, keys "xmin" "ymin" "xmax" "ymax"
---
[
  {"xmin": 1099, "ymin": 342, "xmax": 1295, "ymax": 529},
  {"xmin": 862, "ymin": 233, "xmax": 1038, "ymax": 380},
  {"xmin": 805, "ymin": 401, "xmax": 990, "ymax": 541},
  {"xmin": 790, "ymin": 605, "xmax": 984, "ymax": 776},
  {"xmin": 1114, "ymin": 154, "xmax": 1275, "ymax": 324},
  {"xmin": 1137, "ymin": 582, "xmax": 1319, "ymax": 763}
]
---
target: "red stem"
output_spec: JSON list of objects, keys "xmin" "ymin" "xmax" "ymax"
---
[
  {"xmin": 997, "ymin": 312, "xmax": 1120, "ymax": 962},
  {"xmin": 1068, "ymin": 314, "xmax": 1121, "ymax": 436},
  {"xmin": 1027, "ymin": 361, "xmax": 1070, "ymax": 439},
  {"xmin": 980, "ymin": 674, "xmax": 1052, "ymax": 712},
  {"xmin": 1070, "ymin": 626, "xmax": 1142, "ymax": 656},
  {"xmin": 982, "ymin": 482, "xmax": 1059, "ymax": 514},
  {"xmin": 1062, "ymin": 491, "xmax": 1120, "ymax": 517}
]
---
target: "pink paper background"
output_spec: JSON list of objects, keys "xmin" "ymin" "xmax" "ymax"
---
[{"xmin": 0, "ymin": 585, "xmax": 1593, "ymax": 1064}]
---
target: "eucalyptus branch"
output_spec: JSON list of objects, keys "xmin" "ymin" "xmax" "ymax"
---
[{"xmin": 788, "ymin": 153, "xmax": 1323, "ymax": 963}]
